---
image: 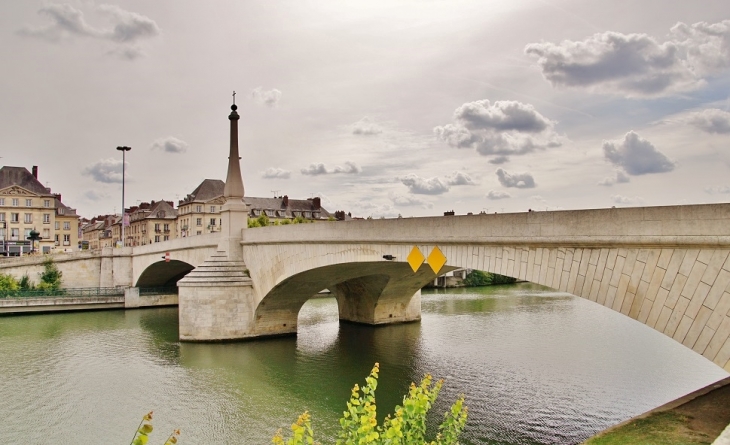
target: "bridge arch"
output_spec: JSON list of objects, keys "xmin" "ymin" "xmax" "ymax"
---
[{"xmin": 136, "ymin": 260, "xmax": 195, "ymax": 287}]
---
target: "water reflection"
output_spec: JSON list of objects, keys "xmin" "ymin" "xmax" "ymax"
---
[{"xmin": 0, "ymin": 284, "xmax": 727, "ymax": 445}]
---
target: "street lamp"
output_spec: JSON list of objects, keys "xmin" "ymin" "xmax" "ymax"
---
[{"xmin": 116, "ymin": 146, "xmax": 131, "ymax": 247}]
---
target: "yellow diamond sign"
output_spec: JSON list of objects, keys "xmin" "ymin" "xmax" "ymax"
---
[
  {"xmin": 427, "ymin": 246, "xmax": 447, "ymax": 275},
  {"xmin": 407, "ymin": 246, "xmax": 425, "ymax": 273}
]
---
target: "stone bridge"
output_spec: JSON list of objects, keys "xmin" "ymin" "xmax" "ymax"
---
[{"xmin": 2, "ymin": 203, "xmax": 730, "ymax": 371}]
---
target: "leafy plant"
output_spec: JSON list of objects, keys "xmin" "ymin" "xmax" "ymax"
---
[
  {"xmin": 19, "ymin": 274, "xmax": 34, "ymax": 290},
  {"xmin": 462, "ymin": 270, "xmax": 516, "ymax": 287},
  {"xmin": 38, "ymin": 257, "xmax": 62, "ymax": 290},
  {"xmin": 0, "ymin": 273, "xmax": 19, "ymax": 293},
  {"xmin": 273, "ymin": 363, "xmax": 468, "ymax": 445},
  {"xmin": 129, "ymin": 411, "xmax": 180, "ymax": 445}
]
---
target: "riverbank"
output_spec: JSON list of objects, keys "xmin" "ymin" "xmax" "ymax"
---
[
  {"xmin": 0, "ymin": 289, "xmax": 177, "ymax": 314},
  {"xmin": 583, "ymin": 376, "xmax": 730, "ymax": 444}
]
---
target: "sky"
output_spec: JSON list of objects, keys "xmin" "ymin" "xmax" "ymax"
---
[{"xmin": 1, "ymin": 0, "xmax": 729, "ymax": 219}]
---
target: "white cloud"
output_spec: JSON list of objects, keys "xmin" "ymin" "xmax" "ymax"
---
[
  {"xmin": 301, "ymin": 162, "xmax": 361, "ymax": 175},
  {"xmin": 688, "ymin": 109, "xmax": 730, "ymax": 134},
  {"xmin": 352, "ymin": 117, "xmax": 382, "ymax": 135},
  {"xmin": 333, "ymin": 161, "xmax": 362, "ymax": 174},
  {"xmin": 603, "ymin": 131, "xmax": 675, "ymax": 175},
  {"xmin": 525, "ymin": 19, "xmax": 730, "ymax": 97},
  {"xmin": 597, "ymin": 170, "xmax": 630, "ymax": 186},
  {"xmin": 486, "ymin": 190, "xmax": 510, "ymax": 200},
  {"xmin": 301, "ymin": 163, "xmax": 328, "ymax": 176},
  {"xmin": 705, "ymin": 185, "xmax": 730, "ymax": 194},
  {"xmin": 611, "ymin": 194, "xmax": 645, "ymax": 205},
  {"xmin": 151, "ymin": 136, "xmax": 187, "ymax": 154},
  {"xmin": 489, "ymin": 156, "xmax": 510, "ymax": 165},
  {"xmin": 400, "ymin": 174, "xmax": 450, "ymax": 195},
  {"xmin": 389, "ymin": 193, "xmax": 433, "ymax": 208},
  {"xmin": 445, "ymin": 171, "xmax": 476, "ymax": 186},
  {"xmin": 262, "ymin": 167, "xmax": 291, "ymax": 179},
  {"xmin": 251, "ymin": 87, "xmax": 282, "ymax": 107},
  {"xmin": 18, "ymin": 4, "xmax": 159, "ymax": 58},
  {"xmin": 83, "ymin": 190, "xmax": 109, "ymax": 201},
  {"xmin": 495, "ymin": 168, "xmax": 536, "ymax": 188},
  {"xmin": 434, "ymin": 100, "xmax": 561, "ymax": 160},
  {"xmin": 82, "ymin": 158, "xmax": 125, "ymax": 184}
]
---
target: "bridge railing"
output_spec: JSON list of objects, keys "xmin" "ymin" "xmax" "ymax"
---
[
  {"xmin": 139, "ymin": 286, "xmax": 178, "ymax": 295},
  {"xmin": 0, "ymin": 286, "xmax": 126, "ymax": 299}
]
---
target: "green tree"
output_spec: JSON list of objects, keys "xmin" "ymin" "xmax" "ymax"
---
[
  {"xmin": 0, "ymin": 273, "xmax": 19, "ymax": 292},
  {"xmin": 19, "ymin": 274, "xmax": 34, "ymax": 290},
  {"xmin": 257, "ymin": 213, "xmax": 270, "ymax": 227},
  {"xmin": 273, "ymin": 363, "xmax": 468, "ymax": 445},
  {"xmin": 37, "ymin": 257, "xmax": 62, "ymax": 291},
  {"xmin": 462, "ymin": 270, "xmax": 516, "ymax": 287}
]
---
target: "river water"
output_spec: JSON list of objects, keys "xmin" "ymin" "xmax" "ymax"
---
[{"xmin": 0, "ymin": 283, "xmax": 727, "ymax": 445}]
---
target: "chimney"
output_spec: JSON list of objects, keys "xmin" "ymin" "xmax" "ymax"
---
[
  {"xmin": 313, "ymin": 197, "xmax": 321, "ymax": 209},
  {"xmin": 282, "ymin": 195, "xmax": 289, "ymax": 207},
  {"xmin": 54, "ymin": 193, "xmax": 61, "ymax": 203},
  {"xmin": 32, "ymin": 166, "xmax": 38, "ymax": 179}
]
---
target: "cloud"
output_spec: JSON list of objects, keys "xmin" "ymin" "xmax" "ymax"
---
[
  {"xmin": 400, "ymin": 174, "xmax": 450, "ymax": 195},
  {"xmin": 611, "ymin": 194, "xmax": 645, "ymax": 206},
  {"xmin": 151, "ymin": 136, "xmax": 188, "ymax": 154},
  {"xmin": 333, "ymin": 161, "xmax": 362, "ymax": 174},
  {"xmin": 301, "ymin": 162, "xmax": 361, "ymax": 175},
  {"xmin": 18, "ymin": 4, "xmax": 160, "ymax": 55},
  {"xmin": 251, "ymin": 87, "xmax": 282, "ymax": 107},
  {"xmin": 82, "ymin": 158, "xmax": 125, "ymax": 184},
  {"xmin": 83, "ymin": 190, "xmax": 109, "ymax": 201},
  {"xmin": 524, "ymin": 19, "xmax": 730, "ymax": 97},
  {"xmin": 489, "ymin": 156, "xmax": 510, "ymax": 165},
  {"xmin": 445, "ymin": 171, "xmax": 476, "ymax": 186},
  {"xmin": 705, "ymin": 185, "xmax": 730, "ymax": 194},
  {"xmin": 301, "ymin": 163, "xmax": 328, "ymax": 176},
  {"xmin": 352, "ymin": 117, "xmax": 382, "ymax": 135},
  {"xmin": 495, "ymin": 168, "xmax": 536, "ymax": 188},
  {"xmin": 389, "ymin": 193, "xmax": 433, "ymax": 208},
  {"xmin": 688, "ymin": 109, "xmax": 730, "ymax": 134},
  {"xmin": 597, "ymin": 170, "xmax": 630, "ymax": 186},
  {"xmin": 486, "ymin": 190, "xmax": 511, "ymax": 200},
  {"xmin": 603, "ymin": 131, "xmax": 675, "ymax": 175},
  {"xmin": 434, "ymin": 100, "xmax": 561, "ymax": 160},
  {"xmin": 356, "ymin": 202, "xmax": 399, "ymax": 219},
  {"xmin": 262, "ymin": 167, "xmax": 291, "ymax": 179}
]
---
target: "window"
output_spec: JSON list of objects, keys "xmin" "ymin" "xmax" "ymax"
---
[
  {"xmin": 24, "ymin": 229, "xmax": 32, "ymax": 238},
  {"xmin": 55, "ymin": 234, "xmax": 59, "ymax": 243},
  {"xmin": 163, "ymin": 235, "xmax": 169, "ymax": 241},
  {"xmin": 63, "ymin": 222, "xmax": 70, "ymax": 230},
  {"xmin": 0, "ymin": 228, "xmax": 4, "ymax": 239},
  {"xmin": 43, "ymin": 228, "xmax": 50, "ymax": 239},
  {"xmin": 196, "ymin": 218, "xmax": 202, "ymax": 226},
  {"xmin": 154, "ymin": 223, "xmax": 160, "ymax": 232},
  {"xmin": 196, "ymin": 231, "xmax": 202, "ymax": 235},
  {"xmin": 24, "ymin": 213, "xmax": 32, "ymax": 223},
  {"xmin": 58, "ymin": 208, "xmax": 64, "ymax": 215},
  {"xmin": 210, "ymin": 206, "xmax": 216, "ymax": 213},
  {"xmin": 11, "ymin": 213, "xmax": 19, "ymax": 223},
  {"xmin": 0, "ymin": 213, "xmax": 4, "ymax": 221},
  {"xmin": 195, "ymin": 205, "xmax": 202, "ymax": 212},
  {"xmin": 304, "ymin": 211, "xmax": 312, "ymax": 218},
  {"xmin": 0, "ymin": 198, "xmax": 4, "ymax": 205},
  {"xmin": 11, "ymin": 228, "xmax": 19, "ymax": 240},
  {"xmin": 55, "ymin": 221, "xmax": 60, "ymax": 230},
  {"xmin": 43, "ymin": 213, "xmax": 50, "ymax": 223},
  {"xmin": 63, "ymin": 234, "xmax": 70, "ymax": 245},
  {"xmin": 12, "ymin": 198, "xmax": 19, "ymax": 206},
  {"xmin": 163, "ymin": 223, "xmax": 169, "ymax": 232},
  {"xmin": 44, "ymin": 200, "xmax": 50, "ymax": 208},
  {"xmin": 209, "ymin": 218, "xmax": 216, "ymax": 226},
  {"xmin": 26, "ymin": 199, "xmax": 32, "ymax": 206},
  {"xmin": 154, "ymin": 235, "xmax": 160, "ymax": 243},
  {"xmin": 265, "ymin": 209, "xmax": 275, "ymax": 217}
]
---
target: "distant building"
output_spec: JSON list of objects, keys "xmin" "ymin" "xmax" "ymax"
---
[
  {"xmin": 80, "ymin": 214, "xmax": 118, "ymax": 250},
  {"xmin": 127, "ymin": 200, "xmax": 177, "ymax": 246},
  {"xmin": 176, "ymin": 179, "xmax": 335, "ymax": 238},
  {"xmin": 0, "ymin": 165, "xmax": 79, "ymax": 255}
]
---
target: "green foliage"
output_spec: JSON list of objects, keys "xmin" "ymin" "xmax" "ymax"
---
[
  {"xmin": 280, "ymin": 218, "xmax": 292, "ymax": 225},
  {"xmin": 19, "ymin": 274, "xmax": 34, "ymax": 290},
  {"xmin": 328, "ymin": 216, "xmax": 336, "ymax": 221},
  {"xmin": 273, "ymin": 363, "xmax": 468, "ymax": 445},
  {"xmin": 257, "ymin": 214, "xmax": 270, "ymax": 227},
  {"xmin": 462, "ymin": 270, "xmax": 516, "ymax": 287},
  {"xmin": 248, "ymin": 218, "xmax": 261, "ymax": 228},
  {"xmin": 129, "ymin": 411, "xmax": 180, "ymax": 445},
  {"xmin": 292, "ymin": 216, "xmax": 306, "ymax": 224},
  {"xmin": 39, "ymin": 257, "xmax": 62, "ymax": 290},
  {"xmin": 0, "ymin": 273, "xmax": 19, "ymax": 292}
]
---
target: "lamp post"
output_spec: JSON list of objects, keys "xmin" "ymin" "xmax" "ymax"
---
[{"xmin": 116, "ymin": 146, "xmax": 131, "ymax": 247}]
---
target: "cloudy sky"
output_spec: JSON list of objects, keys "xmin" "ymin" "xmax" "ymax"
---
[{"xmin": 2, "ymin": 0, "xmax": 729, "ymax": 218}]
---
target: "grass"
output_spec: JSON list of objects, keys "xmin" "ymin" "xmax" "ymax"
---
[{"xmin": 584, "ymin": 412, "xmax": 713, "ymax": 445}]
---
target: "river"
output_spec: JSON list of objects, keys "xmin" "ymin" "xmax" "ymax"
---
[{"xmin": 0, "ymin": 283, "xmax": 727, "ymax": 444}]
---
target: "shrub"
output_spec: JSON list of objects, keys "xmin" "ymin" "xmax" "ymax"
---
[
  {"xmin": 39, "ymin": 257, "xmax": 62, "ymax": 290},
  {"xmin": 0, "ymin": 273, "xmax": 19, "ymax": 292},
  {"xmin": 462, "ymin": 270, "xmax": 516, "ymax": 287},
  {"xmin": 273, "ymin": 363, "xmax": 468, "ymax": 445},
  {"xmin": 130, "ymin": 411, "xmax": 180, "ymax": 445}
]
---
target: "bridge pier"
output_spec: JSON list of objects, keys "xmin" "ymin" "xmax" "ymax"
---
[{"xmin": 333, "ymin": 273, "xmax": 423, "ymax": 325}]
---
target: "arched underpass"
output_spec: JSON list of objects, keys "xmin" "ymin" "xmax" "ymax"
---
[{"xmin": 136, "ymin": 260, "xmax": 195, "ymax": 288}]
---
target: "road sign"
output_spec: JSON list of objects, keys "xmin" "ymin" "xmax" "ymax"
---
[
  {"xmin": 427, "ymin": 246, "xmax": 447, "ymax": 274},
  {"xmin": 165, "ymin": 252, "xmax": 170, "ymax": 263},
  {"xmin": 407, "ymin": 246, "xmax": 425, "ymax": 272}
]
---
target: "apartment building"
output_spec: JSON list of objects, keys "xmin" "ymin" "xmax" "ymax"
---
[
  {"xmin": 127, "ymin": 200, "xmax": 177, "ymax": 246},
  {"xmin": 0, "ymin": 166, "xmax": 80, "ymax": 255}
]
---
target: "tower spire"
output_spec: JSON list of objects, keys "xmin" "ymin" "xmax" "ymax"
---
[{"xmin": 223, "ymin": 93, "xmax": 244, "ymax": 199}]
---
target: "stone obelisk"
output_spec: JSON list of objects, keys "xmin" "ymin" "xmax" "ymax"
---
[{"xmin": 218, "ymin": 96, "xmax": 248, "ymax": 259}]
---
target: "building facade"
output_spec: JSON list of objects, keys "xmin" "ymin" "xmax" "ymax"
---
[
  {"xmin": 0, "ymin": 166, "xmax": 80, "ymax": 255},
  {"xmin": 127, "ymin": 200, "xmax": 178, "ymax": 246}
]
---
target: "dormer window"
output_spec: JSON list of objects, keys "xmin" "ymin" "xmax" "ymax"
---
[
  {"xmin": 157, "ymin": 211, "xmax": 165, "ymax": 218},
  {"xmin": 265, "ymin": 209, "xmax": 275, "ymax": 217},
  {"xmin": 303, "ymin": 211, "xmax": 312, "ymax": 218}
]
